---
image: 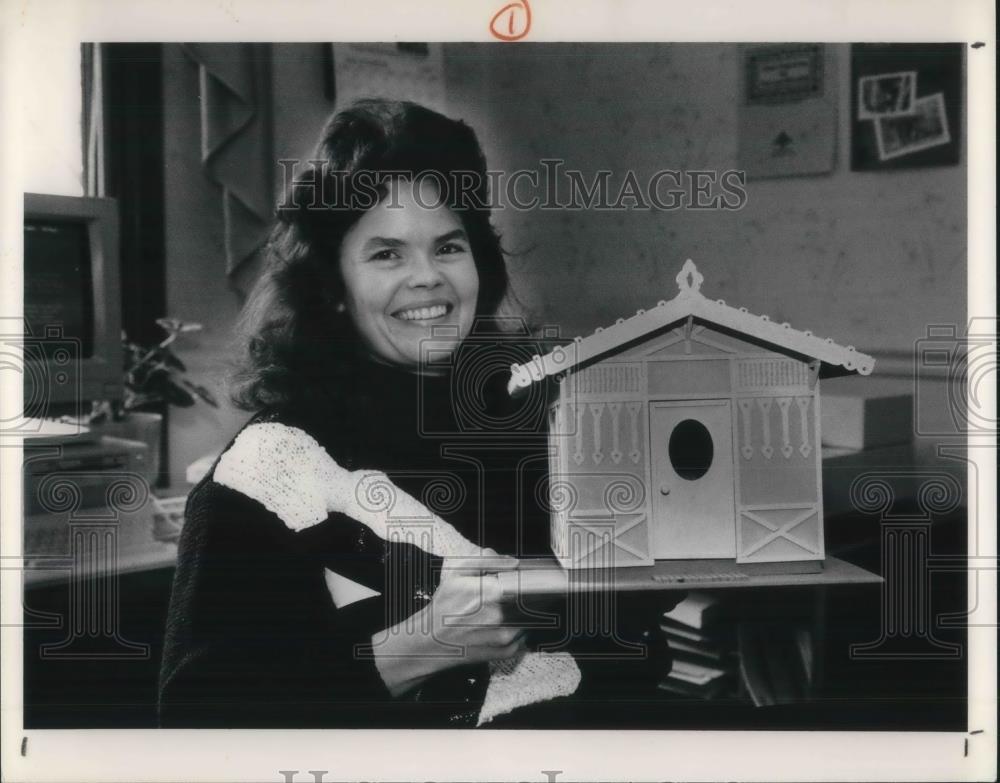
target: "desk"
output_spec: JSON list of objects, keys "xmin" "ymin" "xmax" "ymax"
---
[
  {"xmin": 22, "ymin": 492, "xmax": 182, "ymax": 727},
  {"xmin": 24, "ymin": 496, "xmax": 180, "ymax": 589}
]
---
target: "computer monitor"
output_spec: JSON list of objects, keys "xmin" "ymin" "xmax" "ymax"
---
[{"xmin": 22, "ymin": 193, "xmax": 123, "ymax": 416}]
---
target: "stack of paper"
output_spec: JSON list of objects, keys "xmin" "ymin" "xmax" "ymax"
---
[{"xmin": 658, "ymin": 592, "xmax": 737, "ymax": 699}]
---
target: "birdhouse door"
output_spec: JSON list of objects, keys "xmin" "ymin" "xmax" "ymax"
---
[{"xmin": 649, "ymin": 400, "xmax": 737, "ymax": 559}]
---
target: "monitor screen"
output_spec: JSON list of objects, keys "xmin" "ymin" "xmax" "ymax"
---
[
  {"xmin": 22, "ymin": 193, "xmax": 122, "ymax": 412},
  {"xmin": 24, "ymin": 218, "xmax": 96, "ymax": 358}
]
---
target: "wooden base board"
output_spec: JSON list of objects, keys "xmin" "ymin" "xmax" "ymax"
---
[
  {"xmin": 738, "ymin": 559, "xmax": 823, "ymax": 575},
  {"xmin": 499, "ymin": 555, "xmax": 880, "ymax": 599}
]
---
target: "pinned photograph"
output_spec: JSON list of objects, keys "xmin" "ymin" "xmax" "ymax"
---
[
  {"xmin": 858, "ymin": 70, "xmax": 917, "ymax": 119},
  {"xmin": 875, "ymin": 91, "xmax": 951, "ymax": 161}
]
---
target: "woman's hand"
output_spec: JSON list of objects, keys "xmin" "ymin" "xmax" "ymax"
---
[{"xmin": 371, "ymin": 551, "xmax": 526, "ymax": 697}]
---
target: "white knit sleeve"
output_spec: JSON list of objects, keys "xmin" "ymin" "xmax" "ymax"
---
[
  {"xmin": 212, "ymin": 422, "xmax": 480, "ymax": 557},
  {"xmin": 477, "ymin": 651, "xmax": 582, "ymax": 726}
]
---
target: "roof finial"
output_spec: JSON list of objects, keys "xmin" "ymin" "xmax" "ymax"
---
[{"xmin": 676, "ymin": 259, "xmax": 704, "ymax": 295}]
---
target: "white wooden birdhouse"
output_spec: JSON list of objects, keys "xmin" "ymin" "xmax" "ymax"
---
[{"xmin": 508, "ymin": 260, "xmax": 876, "ymax": 570}]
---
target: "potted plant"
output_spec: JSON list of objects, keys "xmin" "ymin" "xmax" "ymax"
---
[
  {"xmin": 119, "ymin": 318, "xmax": 219, "ymax": 414},
  {"xmin": 90, "ymin": 318, "xmax": 218, "ymax": 485}
]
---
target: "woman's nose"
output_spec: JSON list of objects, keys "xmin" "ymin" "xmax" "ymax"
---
[{"xmin": 408, "ymin": 253, "xmax": 444, "ymax": 288}]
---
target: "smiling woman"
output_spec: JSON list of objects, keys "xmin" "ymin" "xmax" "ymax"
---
[
  {"xmin": 338, "ymin": 179, "xmax": 480, "ymax": 371},
  {"xmin": 225, "ymin": 99, "xmax": 509, "ymax": 411},
  {"xmin": 157, "ymin": 99, "xmax": 584, "ymax": 727}
]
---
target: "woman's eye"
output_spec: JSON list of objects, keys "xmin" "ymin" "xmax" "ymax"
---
[
  {"xmin": 437, "ymin": 242, "xmax": 468, "ymax": 256},
  {"xmin": 369, "ymin": 248, "xmax": 400, "ymax": 262}
]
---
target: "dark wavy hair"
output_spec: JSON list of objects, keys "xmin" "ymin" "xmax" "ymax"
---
[{"xmin": 229, "ymin": 99, "xmax": 509, "ymax": 412}]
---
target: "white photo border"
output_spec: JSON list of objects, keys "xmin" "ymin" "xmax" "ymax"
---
[{"xmin": 875, "ymin": 91, "xmax": 952, "ymax": 161}]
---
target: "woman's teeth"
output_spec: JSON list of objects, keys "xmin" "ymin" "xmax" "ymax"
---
[{"xmin": 396, "ymin": 305, "xmax": 448, "ymax": 321}]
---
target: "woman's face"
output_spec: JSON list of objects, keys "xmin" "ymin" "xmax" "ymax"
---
[{"xmin": 338, "ymin": 178, "xmax": 480, "ymax": 371}]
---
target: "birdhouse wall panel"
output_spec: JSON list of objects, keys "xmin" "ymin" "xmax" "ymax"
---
[
  {"xmin": 738, "ymin": 508, "xmax": 823, "ymax": 563},
  {"xmin": 553, "ymin": 398, "xmax": 647, "ymax": 473},
  {"xmin": 735, "ymin": 394, "xmax": 817, "ymax": 462},
  {"xmin": 556, "ymin": 473, "xmax": 646, "ymax": 515},
  {"xmin": 551, "ymin": 509, "xmax": 569, "ymax": 560},
  {"xmin": 610, "ymin": 332, "xmax": 683, "ymax": 360},
  {"xmin": 734, "ymin": 357, "xmax": 812, "ymax": 393},
  {"xmin": 563, "ymin": 518, "xmax": 652, "ymax": 569},
  {"xmin": 738, "ymin": 466, "xmax": 819, "ymax": 506},
  {"xmin": 614, "ymin": 323, "xmax": 754, "ymax": 361},
  {"xmin": 548, "ymin": 393, "xmax": 653, "ymax": 568},
  {"xmin": 686, "ymin": 328, "xmax": 768, "ymax": 355},
  {"xmin": 644, "ymin": 338, "xmax": 731, "ymax": 358},
  {"xmin": 647, "ymin": 359, "xmax": 732, "ymax": 396},
  {"xmin": 564, "ymin": 362, "xmax": 644, "ymax": 398}
]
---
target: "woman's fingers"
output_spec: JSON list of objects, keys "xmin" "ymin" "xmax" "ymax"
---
[
  {"xmin": 491, "ymin": 634, "xmax": 528, "ymax": 661},
  {"xmin": 441, "ymin": 552, "xmax": 519, "ymax": 581},
  {"xmin": 432, "ymin": 572, "xmax": 506, "ymax": 625},
  {"xmin": 488, "ymin": 625, "xmax": 526, "ymax": 648},
  {"xmin": 480, "ymin": 548, "xmax": 520, "ymax": 571}
]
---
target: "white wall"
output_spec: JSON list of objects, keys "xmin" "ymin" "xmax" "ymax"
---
[{"xmin": 18, "ymin": 43, "xmax": 84, "ymax": 197}]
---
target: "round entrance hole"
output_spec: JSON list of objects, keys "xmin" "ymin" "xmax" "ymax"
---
[{"xmin": 668, "ymin": 419, "xmax": 714, "ymax": 480}]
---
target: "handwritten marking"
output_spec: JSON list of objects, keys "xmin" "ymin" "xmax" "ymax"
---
[
  {"xmin": 490, "ymin": 0, "xmax": 531, "ymax": 41},
  {"xmin": 21, "ymin": 737, "xmax": 27, "ymax": 756}
]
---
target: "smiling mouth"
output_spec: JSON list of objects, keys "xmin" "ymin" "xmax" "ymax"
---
[{"xmin": 393, "ymin": 304, "xmax": 452, "ymax": 322}]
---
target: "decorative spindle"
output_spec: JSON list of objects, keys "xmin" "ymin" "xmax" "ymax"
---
[
  {"xmin": 778, "ymin": 397, "xmax": 793, "ymax": 458},
  {"xmin": 608, "ymin": 402, "xmax": 623, "ymax": 464},
  {"xmin": 738, "ymin": 399, "xmax": 754, "ymax": 460},
  {"xmin": 796, "ymin": 397, "xmax": 812, "ymax": 457},
  {"xmin": 590, "ymin": 403, "xmax": 605, "ymax": 464},
  {"xmin": 757, "ymin": 398, "xmax": 774, "ymax": 459},
  {"xmin": 626, "ymin": 402, "xmax": 642, "ymax": 463}
]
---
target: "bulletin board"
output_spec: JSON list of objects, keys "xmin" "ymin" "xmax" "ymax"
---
[{"xmin": 850, "ymin": 43, "xmax": 963, "ymax": 171}]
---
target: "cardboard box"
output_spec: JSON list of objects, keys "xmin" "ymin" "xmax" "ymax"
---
[{"xmin": 821, "ymin": 379, "xmax": 913, "ymax": 449}]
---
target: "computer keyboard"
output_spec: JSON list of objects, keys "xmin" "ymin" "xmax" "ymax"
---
[{"xmin": 18, "ymin": 416, "xmax": 95, "ymax": 443}]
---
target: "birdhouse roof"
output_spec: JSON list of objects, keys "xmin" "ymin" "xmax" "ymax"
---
[{"xmin": 508, "ymin": 260, "xmax": 876, "ymax": 394}]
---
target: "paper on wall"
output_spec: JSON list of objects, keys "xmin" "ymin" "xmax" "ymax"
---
[{"xmin": 333, "ymin": 43, "xmax": 446, "ymax": 114}]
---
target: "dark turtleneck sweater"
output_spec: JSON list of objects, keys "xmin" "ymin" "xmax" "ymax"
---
[{"xmin": 157, "ymin": 354, "xmax": 552, "ymax": 728}]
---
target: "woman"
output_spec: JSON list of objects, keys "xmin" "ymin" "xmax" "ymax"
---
[{"xmin": 157, "ymin": 99, "xmax": 581, "ymax": 728}]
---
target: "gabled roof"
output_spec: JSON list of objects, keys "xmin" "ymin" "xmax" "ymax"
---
[{"xmin": 508, "ymin": 260, "xmax": 876, "ymax": 394}]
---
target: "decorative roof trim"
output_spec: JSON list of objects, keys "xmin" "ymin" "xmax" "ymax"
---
[{"xmin": 508, "ymin": 260, "xmax": 876, "ymax": 394}]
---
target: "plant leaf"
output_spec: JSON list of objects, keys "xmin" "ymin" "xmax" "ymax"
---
[{"xmin": 163, "ymin": 379, "xmax": 196, "ymax": 407}]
